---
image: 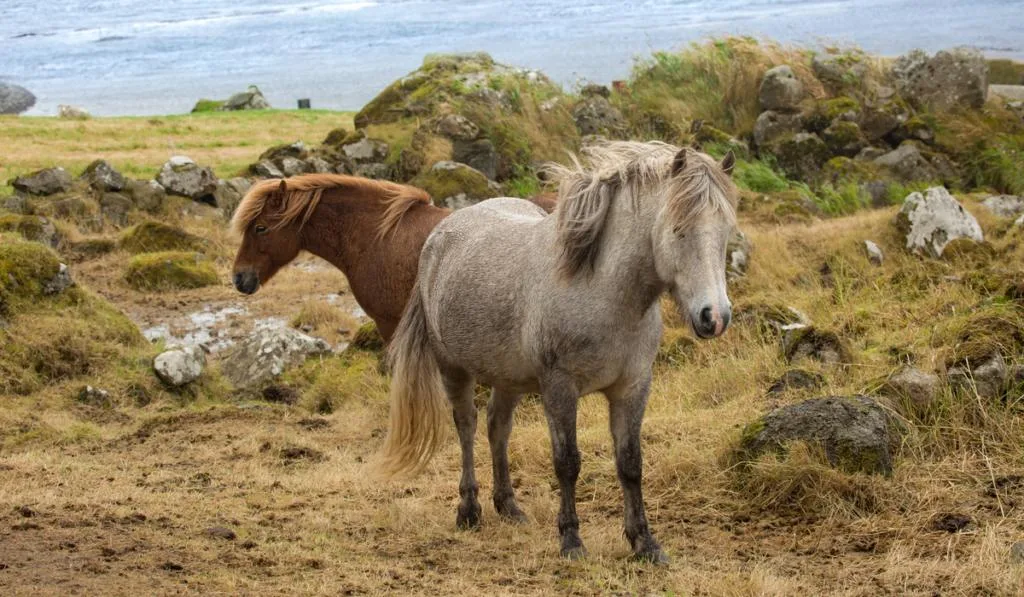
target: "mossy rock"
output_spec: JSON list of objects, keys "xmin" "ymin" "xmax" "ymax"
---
[
  {"xmin": 69, "ymin": 238, "xmax": 116, "ymax": 261},
  {"xmin": 119, "ymin": 221, "xmax": 206, "ymax": 254},
  {"xmin": 822, "ymin": 121, "xmax": 867, "ymax": 157},
  {"xmin": 804, "ymin": 97, "xmax": 861, "ymax": 133},
  {"xmin": 350, "ymin": 321, "xmax": 385, "ymax": 354},
  {"xmin": 936, "ymin": 304, "xmax": 1024, "ymax": 368},
  {"xmin": 124, "ymin": 251, "xmax": 218, "ymax": 291},
  {"xmin": 0, "ymin": 214, "xmax": 63, "ymax": 248},
  {"xmin": 0, "ymin": 234, "xmax": 63, "ymax": 317},
  {"xmin": 783, "ymin": 326, "xmax": 853, "ymax": 365},
  {"xmin": 191, "ymin": 99, "xmax": 224, "ymax": 113},
  {"xmin": 941, "ymin": 238, "xmax": 996, "ymax": 266},
  {"xmin": 411, "ymin": 161, "xmax": 499, "ymax": 207},
  {"xmin": 821, "ymin": 156, "xmax": 882, "ymax": 185},
  {"xmin": 768, "ymin": 133, "xmax": 830, "ymax": 182},
  {"xmin": 734, "ymin": 301, "xmax": 805, "ymax": 339}
]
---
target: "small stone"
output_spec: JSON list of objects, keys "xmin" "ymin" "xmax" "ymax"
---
[
  {"xmin": 727, "ymin": 230, "xmax": 752, "ymax": 279},
  {"xmin": 157, "ymin": 156, "xmax": 218, "ymax": 203},
  {"xmin": 863, "ymin": 240, "xmax": 884, "ymax": 266},
  {"xmin": 250, "ymin": 161, "xmax": 284, "ymax": 179},
  {"xmin": 948, "ymin": 354, "xmax": 1008, "ymax": 401},
  {"xmin": 43, "ymin": 263, "xmax": 74, "ymax": 295},
  {"xmin": 885, "ymin": 366, "xmax": 940, "ymax": 414},
  {"xmin": 76, "ymin": 386, "xmax": 111, "ymax": 407},
  {"xmin": 1011, "ymin": 541, "xmax": 1024, "ymax": 564},
  {"xmin": 153, "ymin": 345, "xmax": 206, "ymax": 387},
  {"xmin": 767, "ymin": 369, "xmax": 824, "ymax": 394},
  {"xmin": 58, "ymin": 104, "xmax": 90, "ymax": 119}
]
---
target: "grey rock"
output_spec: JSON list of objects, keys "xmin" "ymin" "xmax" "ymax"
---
[
  {"xmin": 855, "ymin": 147, "xmax": 889, "ymax": 162},
  {"xmin": 1017, "ymin": 214, "xmax": 1024, "ymax": 228},
  {"xmin": 727, "ymin": 229, "xmax": 752, "ymax": 279},
  {"xmin": 219, "ymin": 327, "xmax": 331, "ymax": 388},
  {"xmin": 433, "ymin": 114, "xmax": 480, "ymax": 140},
  {"xmin": 305, "ymin": 157, "xmax": 332, "ymax": 174},
  {"xmin": 812, "ymin": 54, "xmax": 868, "ymax": 92},
  {"xmin": 981, "ymin": 195, "xmax": 1024, "ymax": 219},
  {"xmin": 214, "ymin": 177, "xmax": 252, "ymax": 219},
  {"xmin": 740, "ymin": 395, "xmax": 897, "ymax": 475},
  {"xmin": 353, "ymin": 162, "xmax": 391, "ymax": 180},
  {"xmin": 279, "ymin": 156, "xmax": 309, "ymax": 177},
  {"xmin": 81, "ymin": 159, "xmax": 125, "ymax": 192},
  {"xmin": 342, "ymin": 138, "xmax": 389, "ymax": 163},
  {"xmin": 895, "ymin": 186, "xmax": 983, "ymax": 257},
  {"xmin": 873, "ymin": 143, "xmax": 938, "ymax": 182},
  {"xmin": 893, "ymin": 47, "xmax": 988, "ymax": 111},
  {"xmin": 11, "ymin": 215, "xmax": 62, "ymax": 248},
  {"xmin": 2, "ymin": 194, "xmax": 31, "ymax": 214},
  {"xmin": 759, "ymin": 65, "xmax": 804, "ymax": 112},
  {"xmin": 43, "ymin": 263, "xmax": 74, "ymax": 295},
  {"xmin": 572, "ymin": 95, "xmax": 628, "ymax": 137},
  {"xmin": 885, "ymin": 366, "xmax": 940, "ymax": 413},
  {"xmin": 153, "ymin": 345, "xmax": 206, "ymax": 387},
  {"xmin": 11, "ymin": 167, "xmax": 73, "ymax": 196},
  {"xmin": 124, "ymin": 179, "xmax": 166, "ymax": 213},
  {"xmin": 863, "ymin": 240, "xmax": 884, "ymax": 266},
  {"xmin": 221, "ymin": 85, "xmax": 270, "ymax": 111},
  {"xmin": 157, "ymin": 156, "xmax": 219, "ymax": 202},
  {"xmin": 858, "ymin": 108, "xmax": 902, "ymax": 141},
  {"xmin": 452, "ymin": 138, "xmax": 499, "ymax": 180},
  {"xmin": 99, "ymin": 193, "xmax": 133, "ymax": 228},
  {"xmin": 250, "ymin": 161, "xmax": 284, "ymax": 179},
  {"xmin": 752, "ymin": 110, "xmax": 803, "ymax": 148},
  {"xmin": 259, "ymin": 141, "xmax": 307, "ymax": 162},
  {"xmin": 0, "ymin": 82, "xmax": 36, "ymax": 114},
  {"xmin": 949, "ymin": 354, "xmax": 1008, "ymax": 400},
  {"xmin": 822, "ymin": 121, "xmax": 868, "ymax": 157}
]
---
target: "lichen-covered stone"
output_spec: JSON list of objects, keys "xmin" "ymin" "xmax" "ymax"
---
[
  {"xmin": 572, "ymin": 95, "xmax": 628, "ymax": 137},
  {"xmin": 153, "ymin": 345, "xmax": 206, "ymax": 387},
  {"xmin": 220, "ymin": 327, "xmax": 331, "ymax": 388},
  {"xmin": 893, "ymin": 47, "xmax": 988, "ymax": 111},
  {"xmin": 982, "ymin": 195, "xmax": 1024, "ymax": 219},
  {"xmin": 123, "ymin": 179, "xmax": 166, "ymax": 214},
  {"xmin": 752, "ymin": 110, "xmax": 803, "ymax": 148},
  {"xmin": 783, "ymin": 326, "xmax": 851, "ymax": 365},
  {"xmin": 412, "ymin": 161, "xmax": 500, "ymax": 208},
  {"xmin": 884, "ymin": 366, "xmax": 940, "ymax": 414},
  {"xmin": 894, "ymin": 186, "xmax": 983, "ymax": 257},
  {"xmin": 99, "ymin": 193, "xmax": 133, "ymax": 228},
  {"xmin": 770, "ymin": 133, "xmax": 829, "ymax": 182},
  {"xmin": 822, "ymin": 121, "xmax": 868, "ymax": 157},
  {"xmin": 0, "ymin": 214, "xmax": 62, "ymax": 248},
  {"xmin": 739, "ymin": 395, "xmax": 898, "ymax": 475},
  {"xmin": 157, "ymin": 156, "xmax": 218, "ymax": 203},
  {"xmin": 80, "ymin": 159, "xmax": 126, "ymax": 192},
  {"xmin": 873, "ymin": 143, "xmax": 938, "ymax": 182}
]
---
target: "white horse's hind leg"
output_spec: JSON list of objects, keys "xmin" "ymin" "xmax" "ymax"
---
[
  {"xmin": 487, "ymin": 387, "xmax": 527, "ymax": 523},
  {"xmin": 606, "ymin": 374, "xmax": 668, "ymax": 564},
  {"xmin": 442, "ymin": 369, "xmax": 481, "ymax": 529}
]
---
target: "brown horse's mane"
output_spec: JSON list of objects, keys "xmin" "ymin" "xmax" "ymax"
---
[{"xmin": 230, "ymin": 174, "xmax": 432, "ymax": 239}]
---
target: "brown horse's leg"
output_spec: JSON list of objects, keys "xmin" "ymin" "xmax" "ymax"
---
[
  {"xmin": 487, "ymin": 387, "xmax": 526, "ymax": 523},
  {"xmin": 541, "ymin": 374, "xmax": 585, "ymax": 559},
  {"xmin": 443, "ymin": 368, "xmax": 481, "ymax": 529},
  {"xmin": 606, "ymin": 374, "xmax": 668, "ymax": 564}
]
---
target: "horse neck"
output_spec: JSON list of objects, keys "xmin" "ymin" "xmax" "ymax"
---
[
  {"xmin": 297, "ymin": 193, "xmax": 381, "ymax": 273},
  {"xmin": 590, "ymin": 190, "xmax": 666, "ymax": 314}
]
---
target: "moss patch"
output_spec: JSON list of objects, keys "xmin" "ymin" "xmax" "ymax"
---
[
  {"xmin": 411, "ymin": 162, "xmax": 497, "ymax": 203},
  {"xmin": 124, "ymin": 251, "xmax": 219, "ymax": 291},
  {"xmin": 119, "ymin": 221, "xmax": 207, "ymax": 254}
]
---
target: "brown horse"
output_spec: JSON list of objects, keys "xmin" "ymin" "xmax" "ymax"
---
[{"xmin": 231, "ymin": 174, "xmax": 555, "ymax": 341}]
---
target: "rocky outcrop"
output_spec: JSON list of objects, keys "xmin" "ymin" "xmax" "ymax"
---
[
  {"xmin": 156, "ymin": 156, "xmax": 219, "ymax": 204},
  {"xmin": 11, "ymin": 167, "xmax": 73, "ymax": 196},
  {"xmin": 99, "ymin": 193, "xmax": 133, "ymax": 227},
  {"xmin": 219, "ymin": 327, "xmax": 331, "ymax": 388},
  {"xmin": 221, "ymin": 85, "xmax": 270, "ymax": 111},
  {"xmin": 893, "ymin": 47, "xmax": 988, "ymax": 111},
  {"xmin": 759, "ymin": 65, "xmax": 804, "ymax": 112},
  {"xmin": 895, "ymin": 186, "xmax": 983, "ymax": 257},
  {"xmin": 0, "ymin": 83, "xmax": 36, "ymax": 115},
  {"xmin": 739, "ymin": 395, "xmax": 898, "ymax": 475},
  {"xmin": 153, "ymin": 345, "xmax": 206, "ymax": 387}
]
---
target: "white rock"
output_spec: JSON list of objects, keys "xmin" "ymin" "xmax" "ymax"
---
[
  {"xmin": 981, "ymin": 195, "xmax": 1024, "ymax": 219},
  {"xmin": 219, "ymin": 327, "xmax": 330, "ymax": 388},
  {"xmin": 153, "ymin": 345, "xmax": 207, "ymax": 387},
  {"xmin": 895, "ymin": 186, "xmax": 983, "ymax": 257},
  {"xmin": 863, "ymin": 240, "xmax": 884, "ymax": 266}
]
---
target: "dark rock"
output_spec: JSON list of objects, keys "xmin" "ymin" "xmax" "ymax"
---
[
  {"xmin": 767, "ymin": 369, "xmax": 824, "ymax": 394},
  {"xmin": 81, "ymin": 160, "xmax": 125, "ymax": 192},
  {"xmin": 76, "ymin": 385, "xmax": 111, "ymax": 407},
  {"xmin": 156, "ymin": 156, "xmax": 218, "ymax": 204},
  {"xmin": 2, "ymin": 194, "xmax": 31, "ymax": 215},
  {"xmin": 204, "ymin": 526, "xmax": 237, "ymax": 541},
  {"xmin": 822, "ymin": 121, "xmax": 868, "ymax": 157},
  {"xmin": 740, "ymin": 395, "xmax": 898, "ymax": 475},
  {"xmin": 221, "ymin": 85, "xmax": 270, "ymax": 111},
  {"xmin": 123, "ymin": 179, "xmax": 166, "ymax": 214},
  {"xmin": 771, "ymin": 133, "xmax": 829, "ymax": 182},
  {"xmin": 11, "ymin": 167, "xmax": 73, "ymax": 196},
  {"xmin": 353, "ymin": 163, "xmax": 392, "ymax": 180},
  {"xmin": 858, "ymin": 107, "xmax": 902, "ymax": 141},
  {"xmin": 752, "ymin": 111, "xmax": 803, "ymax": 148},
  {"xmin": 580, "ymin": 83, "xmax": 611, "ymax": 98},
  {"xmin": 929, "ymin": 513, "xmax": 974, "ymax": 533},
  {"xmin": 99, "ymin": 193, "xmax": 133, "ymax": 228},
  {"xmin": 214, "ymin": 178, "xmax": 252, "ymax": 219},
  {"xmin": 452, "ymin": 138, "xmax": 499, "ymax": 180},
  {"xmin": 783, "ymin": 326, "xmax": 851, "ymax": 365},
  {"xmin": 0, "ymin": 83, "xmax": 36, "ymax": 115}
]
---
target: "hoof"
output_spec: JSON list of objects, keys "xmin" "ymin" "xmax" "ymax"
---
[
  {"xmin": 631, "ymin": 548, "xmax": 670, "ymax": 565},
  {"xmin": 496, "ymin": 503, "xmax": 529, "ymax": 525},
  {"xmin": 560, "ymin": 545, "xmax": 588, "ymax": 560},
  {"xmin": 456, "ymin": 503, "xmax": 481, "ymax": 530}
]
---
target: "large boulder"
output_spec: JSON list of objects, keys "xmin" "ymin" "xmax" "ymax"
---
[
  {"xmin": 893, "ymin": 47, "xmax": 988, "ymax": 111},
  {"xmin": 981, "ymin": 195, "xmax": 1024, "ymax": 219},
  {"xmin": 822, "ymin": 121, "xmax": 868, "ymax": 157},
  {"xmin": 219, "ymin": 327, "xmax": 331, "ymax": 388},
  {"xmin": 752, "ymin": 111, "xmax": 803, "ymax": 148},
  {"xmin": 895, "ymin": 186, "xmax": 983, "ymax": 257},
  {"xmin": 759, "ymin": 65, "xmax": 804, "ymax": 112},
  {"xmin": 452, "ymin": 138, "xmax": 499, "ymax": 180},
  {"xmin": 11, "ymin": 167, "xmax": 73, "ymax": 196},
  {"xmin": 572, "ymin": 95, "xmax": 628, "ymax": 137},
  {"xmin": 153, "ymin": 345, "xmax": 206, "ymax": 387},
  {"xmin": 739, "ymin": 395, "xmax": 898, "ymax": 475},
  {"xmin": 411, "ymin": 161, "xmax": 500, "ymax": 209},
  {"xmin": 156, "ymin": 156, "xmax": 219, "ymax": 204},
  {"xmin": 214, "ymin": 177, "xmax": 252, "ymax": 219},
  {"xmin": 81, "ymin": 160, "xmax": 125, "ymax": 192},
  {"xmin": 221, "ymin": 85, "xmax": 270, "ymax": 111},
  {"xmin": 0, "ymin": 83, "xmax": 36, "ymax": 115},
  {"xmin": 873, "ymin": 143, "xmax": 938, "ymax": 182}
]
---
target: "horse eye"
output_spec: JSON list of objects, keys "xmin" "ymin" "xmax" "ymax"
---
[{"xmin": 254, "ymin": 225, "xmax": 268, "ymax": 235}]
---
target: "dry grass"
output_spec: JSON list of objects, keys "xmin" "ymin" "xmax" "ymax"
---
[
  {"xmin": 2, "ymin": 113, "xmax": 1024, "ymax": 595},
  {"xmin": 0, "ymin": 110, "xmax": 353, "ymax": 188}
]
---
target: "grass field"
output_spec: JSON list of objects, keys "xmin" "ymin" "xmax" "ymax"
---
[{"xmin": 1, "ymin": 109, "xmax": 1023, "ymax": 595}]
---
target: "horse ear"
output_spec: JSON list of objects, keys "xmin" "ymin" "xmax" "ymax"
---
[
  {"xmin": 720, "ymin": 150, "xmax": 736, "ymax": 176},
  {"xmin": 267, "ymin": 179, "xmax": 287, "ymax": 211},
  {"xmin": 671, "ymin": 147, "xmax": 687, "ymax": 176}
]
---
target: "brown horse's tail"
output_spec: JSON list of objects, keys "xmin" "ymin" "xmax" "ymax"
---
[{"xmin": 379, "ymin": 282, "xmax": 449, "ymax": 477}]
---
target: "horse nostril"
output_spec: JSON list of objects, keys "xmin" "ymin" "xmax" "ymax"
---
[{"xmin": 699, "ymin": 306, "xmax": 714, "ymax": 328}]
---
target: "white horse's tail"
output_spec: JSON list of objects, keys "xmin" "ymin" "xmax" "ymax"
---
[{"xmin": 379, "ymin": 282, "xmax": 449, "ymax": 477}]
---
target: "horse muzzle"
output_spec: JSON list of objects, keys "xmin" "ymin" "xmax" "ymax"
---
[
  {"xmin": 233, "ymin": 271, "xmax": 260, "ymax": 295},
  {"xmin": 691, "ymin": 304, "xmax": 731, "ymax": 339}
]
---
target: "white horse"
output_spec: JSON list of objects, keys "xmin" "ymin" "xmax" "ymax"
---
[{"xmin": 381, "ymin": 140, "xmax": 738, "ymax": 562}]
